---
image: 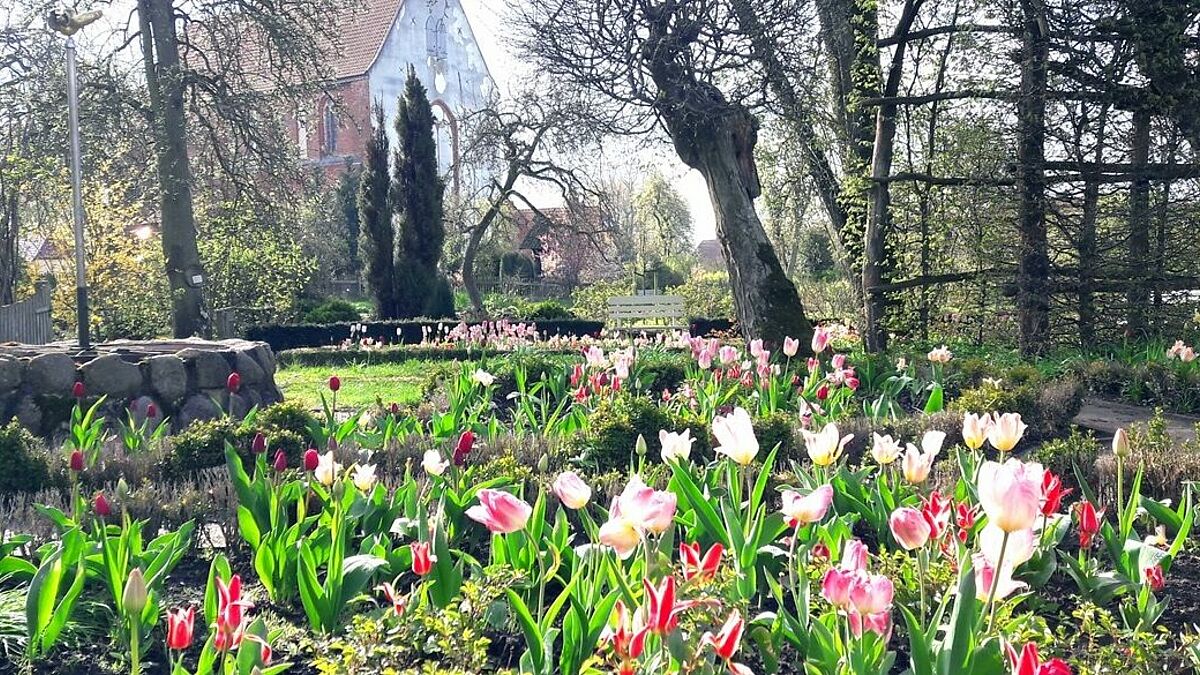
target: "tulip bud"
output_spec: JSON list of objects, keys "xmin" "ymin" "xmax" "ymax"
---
[
  {"xmin": 303, "ymin": 448, "xmax": 319, "ymax": 472},
  {"xmin": 635, "ymin": 434, "xmax": 647, "ymax": 457},
  {"xmin": 122, "ymin": 568, "xmax": 148, "ymax": 614},
  {"xmin": 69, "ymin": 449, "xmax": 84, "ymax": 472},
  {"xmin": 390, "ymin": 402, "xmax": 400, "ymax": 415},
  {"xmin": 536, "ymin": 454, "xmax": 549, "ymax": 473},
  {"xmin": 72, "ymin": 381, "xmax": 85, "ymax": 399},
  {"xmin": 94, "ymin": 492, "xmax": 112, "ymax": 517},
  {"xmin": 273, "ymin": 449, "xmax": 287, "ymax": 472},
  {"xmin": 1112, "ymin": 428, "xmax": 1129, "ymax": 458},
  {"xmin": 117, "ymin": 478, "xmax": 130, "ymax": 500},
  {"xmin": 146, "ymin": 402, "xmax": 158, "ymax": 418},
  {"xmin": 226, "ymin": 372, "xmax": 241, "ymax": 393},
  {"xmin": 251, "ymin": 432, "xmax": 267, "ymax": 454},
  {"xmin": 328, "ymin": 375, "xmax": 341, "ymax": 392}
]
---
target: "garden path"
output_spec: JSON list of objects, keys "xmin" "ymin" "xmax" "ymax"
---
[{"xmin": 1072, "ymin": 396, "xmax": 1198, "ymax": 445}]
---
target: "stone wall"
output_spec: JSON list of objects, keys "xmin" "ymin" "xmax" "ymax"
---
[{"xmin": 0, "ymin": 338, "xmax": 282, "ymax": 436}]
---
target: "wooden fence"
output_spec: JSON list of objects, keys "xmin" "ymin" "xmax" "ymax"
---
[{"xmin": 0, "ymin": 281, "xmax": 52, "ymax": 344}]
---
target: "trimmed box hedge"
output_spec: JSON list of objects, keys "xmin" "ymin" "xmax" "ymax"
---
[{"xmin": 249, "ymin": 318, "xmax": 737, "ymax": 352}]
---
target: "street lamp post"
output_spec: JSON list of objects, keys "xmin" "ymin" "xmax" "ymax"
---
[{"xmin": 47, "ymin": 8, "xmax": 102, "ymax": 351}]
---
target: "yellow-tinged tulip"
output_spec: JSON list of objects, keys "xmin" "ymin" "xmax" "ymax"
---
[
  {"xmin": 352, "ymin": 464, "xmax": 377, "ymax": 492},
  {"xmin": 315, "ymin": 451, "xmax": 341, "ymax": 486},
  {"xmin": 985, "ymin": 412, "xmax": 1027, "ymax": 453},
  {"xmin": 977, "ymin": 459, "xmax": 1043, "ymax": 532},
  {"xmin": 961, "ymin": 412, "xmax": 991, "ymax": 451},
  {"xmin": 1112, "ymin": 427, "xmax": 1130, "ymax": 458},
  {"xmin": 870, "ymin": 433, "xmax": 903, "ymax": 465},
  {"xmin": 802, "ymin": 422, "xmax": 853, "ymax": 467},
  {"xmin": 712, "ymin": 407, "xmax": 759, "ymax": 466}
]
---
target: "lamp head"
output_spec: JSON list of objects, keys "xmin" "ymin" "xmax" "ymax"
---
[{"xmin": 46, "ymin": 8, "xmax": 103, "ymax": 36}]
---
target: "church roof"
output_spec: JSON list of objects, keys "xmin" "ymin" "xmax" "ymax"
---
[{"xmin": 331, "ymin": 0, "xmax": 406, "ymax": 79}]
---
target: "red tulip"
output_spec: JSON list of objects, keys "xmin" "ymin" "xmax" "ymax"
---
[
  {"xmin": 604, "ymin": 600, "xmax": 648, "ymax": 672},
  {"xmin": 251, "ymin": 432, "xmax": 267, "ymax": 454},
  {"xmin": 811, "ymin": 541, "xmax": 830, "ymax": 561},
  {"xmin": 226, "ymin": 372, "xmax": 241, "ymax": 393},
  {"xmin": 922, "ymin": 491, "xmax": 954, "ymax": 540},
  {"xmin": 328, "ymin": 375, "xmax": 341, "ymax": 392},
  {"xmin": 1041, "ymin": 471, "xmax": 1072, "ymax": 517},
  {"xmin": 955, "ymin": 501, "xmax": 977, "ymax": 543},
  {"xmin": 146, "ymin": 403, "xmax": 158, "ymax": 418},
  {"xmin": 166, "ymin": 607, "xmax": 195, "ymax": 651},
  {"xmin": 816, "ymin": 384, "xmax": 829, "ymax": 401},
  {"xmin": 680, "ymin": 542, "xmax": 723, "ymax": 582},
  {"xmin": 273, "ymin": 449, "xmax": 287, "ymax": 472},
  {"xmin": 378, "ymin": 582, "xmax": 407, "ymax": 614},
  {"xmin": 1076, "ymin": 501, "xmax": 1101, "ymax": 549},
  {"xmin": 701, "ymin": 610, "xmax": 746, "ymax": 662},
  {"xmin": 643, "ymin": 576, "xmax": 691, "ymax": 634},
  {"xmin": 389, "ymin": 402, "xmax": 400, "ymax": 415},
  {"xmin": 1144, "ymin": 565, "xmax": 1165, "ymax": 592},
  {"xmin": 246, "ymin": 634, "xmax": 272, "ymax": 665},
  {"xmin": 69, "ymin": 449, "xmax": 84, "ymax": 472},
  {"xmin": 1006, "ymin": 642, "xmax": 1073, "ymax": 675},
  {"xmin": 214, "ymin": 575, "xmax": 251, "ymax": 652},
  {"xmin": 845, "ymin": 376, "xmax": 860, "ymax": 390},
  {"xmin": 453, "ymin": 429, "xmax": 475, "ymax": 466},
  {"xmin": 411, "ymin": 541, "xmax": 436, "ymax": 576},
  {"xmin": 303, "ymin": 448, "xmax": 319, "ymax": 472},
  {"xmin": 94, "ymin": 492, "xmax": 112, "ymax": 517},
  {"xmin": 72, "ymin": 381, "xmax": 85, "ymax": 399}
]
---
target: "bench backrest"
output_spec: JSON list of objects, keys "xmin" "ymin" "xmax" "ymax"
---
[{"xmin": 607, "ymin": 294, "xmax": 686, "ymax": 321}]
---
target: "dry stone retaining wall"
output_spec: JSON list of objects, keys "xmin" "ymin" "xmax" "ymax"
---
[{"xmin": 0, "ymin": 338, "xmax": 283, "ymax": 436}]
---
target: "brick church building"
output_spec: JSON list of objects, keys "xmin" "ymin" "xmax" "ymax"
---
[{"xmin": 285, "ymin": 0, "xmax": 494, "ymax": 195}]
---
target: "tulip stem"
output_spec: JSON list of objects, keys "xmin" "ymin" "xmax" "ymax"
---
[
  {"xmin": 983, "ymin": 530, "xmax": 1010, "ymax": 634},
  {"xmin": 917, "ymin": 547, "xmax": 928, "ymax": 623},
  {"xmin": 129, "ymin": 616, "xmax": 140, "ymax": 675},
  {"xmin": 1116, "ymin": 455, "xmax": 1124, "ymax": 519}
]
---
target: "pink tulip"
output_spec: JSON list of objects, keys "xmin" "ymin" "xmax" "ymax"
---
[
  {"xmin": 840, "ymin": 539, "xmax": 869, "ymax": 571},
  {"xmin": 411, "ymin": 541, "xmax": 436, "ymax": 576},
  {"xmin": 783, "ymin": 336, "xmax": 799, "ymax": 357},
  {"xmin": 166, "ymin": 607, "xmax": 195, "ymax": 651},
  {"xmin": 272, "ymin": 449, "xmax": 287, "ymax": 472},
  {"xmin": 781, "ymin": 485, "xmax": 834, "ymax": 528},
  {"xmin": 848, "ymin": 571, "xmax": 894, "ymax": 616},
  {"xmin": 552, "ymin": 471, "xmax": 592, "ymax": 510},
  {"xmin": 466, "ymin": 489, "xmax": 532, "ymax": 534},
  {"xmin": 977, "ymin": 458, "xmax": 1044, "ymax": 532},
  {"xmin": 972, "ymin": 553, "xmax": 1025, "ymax": 601},
  {"xmin": 718, "ymin": 345, "xmax": 739, "ymax": 365},
  {"xmin": 811, "ymin": 326, "xmax": 831, "ymax": 354},
  {"xmin": 821, "ymin": 568, "xmax": 854, "ymax": 607},
  {"xmin": 613, "ymin": 475, "xmax": 677, "ymax": 534},
  {"xmin": 889, "ymin": 507, "xmax": 932, "ymax": 550},
  {"xmin": 849, "ymin": 610, "xmax": 892, "ymax": 638},
  {"xmin": 599, "ymin": 516, "xmax": 642, "ymax": 559}
]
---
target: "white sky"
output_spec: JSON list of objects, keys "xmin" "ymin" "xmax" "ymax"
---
[{"xmin": 459, "ymin": 0, "xmax": 717, "ymax": 243}]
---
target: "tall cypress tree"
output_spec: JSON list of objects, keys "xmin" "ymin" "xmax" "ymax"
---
[
  {"xmin": 359, "ymin": 103, "xmax": 397, "ymax": 318},
  {"xmin": 391, "ymin": 68, "xmax": 448, "ymax": 317}
]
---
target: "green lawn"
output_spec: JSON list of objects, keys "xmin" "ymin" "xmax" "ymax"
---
[{"xmin": 275, "ymin": 361, "xmax": 429, "ymax": 410}]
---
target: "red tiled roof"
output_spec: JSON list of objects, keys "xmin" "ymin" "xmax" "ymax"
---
[{"xmin": 331, "ymin": 0, "xmax": 405, "ymax": 79}]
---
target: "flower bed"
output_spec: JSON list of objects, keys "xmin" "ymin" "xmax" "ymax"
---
[{"xmin": 2, "ymin": 333, "xmax": 1197, "ymax": 674}]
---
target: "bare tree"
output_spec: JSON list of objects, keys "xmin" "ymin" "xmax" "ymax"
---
[{"xmin": 509, "ymin": 0, "xmax": 814, "ymax": 345}]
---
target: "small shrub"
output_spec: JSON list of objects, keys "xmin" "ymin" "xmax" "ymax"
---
[
  {"xmin": 166, "ymin": 403, "xmax": 309, "ymax": 478},
  {"xmin": 525, "ymin": 300, "xmax": 574, "ymax": 320},
  {"xmin": 1029, "ymin": 428, "xmax": 1102, "ymax": 479},
  {"xmin": 574, "ymin": 396, "xmax": 674, "ymax": 472},
  {"xmin": 0, "ymin": 422, "xmax": 51, "ymax": 494},
  {"xmin": 301, "ymin": 298, "xmax": 362, "ymax": 324}
]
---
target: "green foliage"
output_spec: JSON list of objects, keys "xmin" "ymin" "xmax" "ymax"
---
[
  {"xmin": 0, "ymin": 422, "xmax": 50, "ymax": 494},
  {"xmin": 360, "ymin": 104, "xmax": 397, "ymax": 319},
  {"xmin": 314, "ymin": 571, "xmax": 515, "ymax": 674},
  {"xmin": 197, "ymin": 200, "xmax": 317, "ymax": 322},
  {"xmin": 569, "ymin": 280, "xmax": 633, "ymax": 320},
  {"xmin": 300, "ymin": 298, "xmax": 362, "ymax": 324},
  {"xmin": 393, "ymin": 70, "xmax": 446, "ymax": 319},
  {"xmin": 666, "ymin": 271, "xmax": 735, "ymax": 319},
  {"xmin": 525, "ymin": 300, "xmax": 574, "ymax": 320},
  {"xmin": 573, "ymin": 396, "xmax": 674, "ymax": 471},
  {"xmin": 796, "ymin": 228, "xmax": 836, "ymax": 279},
  {"xmin": 167, "ymin": 403, "xmax": 310, "ymax": 477},
  {"xmin": 422, "ymin": 274, "xmax": 457, "ymax": 319},
  {"xmin": 1030, "ymin": 428, "xmax": 1102, "ymax": 479}
]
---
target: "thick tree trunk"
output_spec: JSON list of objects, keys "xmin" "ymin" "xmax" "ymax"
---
[
  {"xmin": 688, "ymin": 112, "xmax": 812, "ymax": 345},
  {"xmin": 139, "ymin": 0, "xmax": 207, "ymax": 337},
  {"xmin": 0, "ymin": 192, "xmax": 17, "ymax": 305},
  {"xmin": 1126, "ymin": 108, "xmax": 1151, "ymax": 337},
  {"xmin": 863, "ymin": 0, "xmax": 923, "ymax": 352},
  {"xmin": 728, "ymin": 0, "xmax": 857, "ymax": 292},
  {"xmin": 643, "ymin": 6, "xmax": 811, "ymax": 347},
  {"xmin": 1016, "ymin": 0, "xmax": 1050, "ymax": 356}
]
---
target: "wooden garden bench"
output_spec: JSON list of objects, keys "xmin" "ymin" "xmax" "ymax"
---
[{"xmin": 606, "ymin": 294, "xmax": 687, "ymax": 331}]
